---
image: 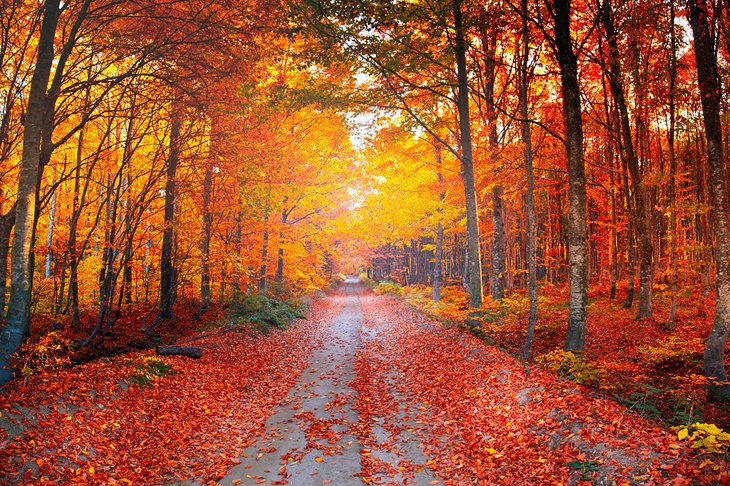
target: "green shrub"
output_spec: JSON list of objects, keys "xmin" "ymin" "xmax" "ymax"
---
[
  {"xmin": 536, "ymin": 350, "xmax": 607, "ymax": 388},
  {"xmin": 127, "ymin": 357, "xmax": 173, "ymax": 387},
  {"xmin": 375, "ymin": 280, "xmax": 403, "ymax": 296},
  {"xmin": 637, "ymin": 336, "xmax": 703, "ymax": 372},
  {"xmin": 231, "ymin": 293, "xmax": 304, "ymax": 330}
]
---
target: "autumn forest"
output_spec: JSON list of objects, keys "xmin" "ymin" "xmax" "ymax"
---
[{"xmin": 1, "ymin": 0, "xmax": 730, "ymax": 483}]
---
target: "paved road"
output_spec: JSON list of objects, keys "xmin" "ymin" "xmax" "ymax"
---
[{"xmin": 222, "ymin": 278, "xmax": 424, "ymax": 485}]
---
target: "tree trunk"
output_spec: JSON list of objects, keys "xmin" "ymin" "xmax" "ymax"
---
[
  {"xmin": 666, "ymin": 1, "xmax": 679, "ymax": 329},
  {"xmin": 275, "ymin": 197, "xmax": 288, "ymax": 285},
  {"xmin": 45, "ymin": 174, "xmax": 57, "ymax": 279},
  {"xmin": 481, "ymin": 30, "xmax": 506, "ymax": 300},
  {"xmin": 258, "ymin": 219, "xmax": 269, "ymax": 292},
  {"xmin": 200, "ymin": 158, "xmax": 213, "ymax": 312},
  {"xmin": 601, "ymin": 2, "xmax": 652, "ymax": 319},
  {"xmin": 0, "ymin": 205, "xmax": 16, "ymax": 321},
  {"xmin": 159, "ymin": 102, "xmax": 182, "ymax": 320},
  {"xmin": 688, "ymin": 0, "xmax": 730, "ymax": 401},
  {"xmin": 0, "ymin": 0, "xmax": 61, "ymax": 386},
  {"xmin": 453, "ymin": 0, "xmax": 483, "ymax": 308},
  {"xmin": 156, "ymin": 345, "xmax": 202, "ymax": 359},
  {"xmin": 433, "ymin": 140, "xmax": 444, "ymax": 302},
  {"xmin": 553, "ymin": 0, "xmax": 588, "ymax": 352},
  {"xmin": 519, "ymin": 0, "xmax": 538, "ymax": 360}
]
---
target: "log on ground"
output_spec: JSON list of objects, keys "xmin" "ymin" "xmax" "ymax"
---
[{"xmin": 156, "ymin": 345, "xmax": 203, "ymax": 359}]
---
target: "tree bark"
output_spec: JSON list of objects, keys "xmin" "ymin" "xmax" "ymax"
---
[
  {"xmin": 688, "ymin": 0, "xmax": 730, "ymax": 401},
  {"xmin": 258, "ymin": 216, "xmax": 269, "ymax": 292},
  {"xmin": 159, "ymin": 102, "xmax": 182, "ymax": 320},
  {"xmin": 200, "ymin": 155, "xmax": 214, "ymax": 312},
  {"xmin": 275, "ymin": 197, "xmax": 288, "ymax": 285},
  {"xmin": 481, "ymin": 30, "xmax": 506, "ymax": 300},
  {"xmin": 519, "ymin": 0, "xmax": 538, "ymax": 360},
  {"xmin": 156, "ymin": 345, "xmax": 202, "ymax": 359},
  {"xmin": 0, "ymin": 0, "xmax": 61, "ymax": 385},
  {"xmin": 433, "ymin": 139, "xmax": 444, "ymax": 302},
  {"xmin": 601, "ymin": 1, "xmax": 652, "ymax": 319},
  {"xmin": 552, "ymin": 0, "xmax": 588, "ymax": 352},
  {"xmin": 666, "ymin": 1, "xmax": 679, "ymax": 329},
  {"xmin": 453, "ymin": 0, "xmax": 483, "ymax": 308},
  {"xmin": 0, "ymin": 205, "xmax": 16, "ymax": 321}
]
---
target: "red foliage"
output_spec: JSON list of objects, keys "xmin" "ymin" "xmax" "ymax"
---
[
  {"xmin": 0, "ymin": 298, "xmax": 343, "ymax": 484},
  {"xmin": 352, "ymin": 294, "xmax": 724, "ymax": 484}
]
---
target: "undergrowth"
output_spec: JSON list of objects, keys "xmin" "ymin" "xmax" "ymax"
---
[
  {"xmin": 229, "ymin": 292, "xmax": 305, "ymax": 332},
  {"xmin": 126, "ymin": 356, "xmax": 174, "ymax": 387},
  {"xmin": 384, "ymin": 280, "xmax": 730, "ymax": 462}
]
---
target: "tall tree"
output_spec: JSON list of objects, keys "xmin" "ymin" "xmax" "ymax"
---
[
  {"xmin": 687, "ymin": 0, "xmax": 730, "ymax": 401},
  {"xmin": 158, "ymin": 102, "xmax": 183, "ymax": 321},
  {"xmin": 519, "ymin": 0, "xmax": 538, "ymax": 359},
  {"xmin": 549, "ymin": 0, "xmax": 589, "ymax": 352},
  {"xmin": 0, "ymin": 0, "xmax": 61, "ymax": 385},
  {"xmin": 453, "ymin": 0, "xmax": 483, "ymax": 308},
  {"xmin": 600, "ymin": 0, "xmax": 653, "ymax": 319}
]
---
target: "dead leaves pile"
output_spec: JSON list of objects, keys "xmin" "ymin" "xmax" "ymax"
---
[
  {"xmin": 0, "ymin": 297, "xmax": 343, "ymax": 484},
  {"xmin": 352, "ymin": 295, "xmax": 724, "ymax": 485}
]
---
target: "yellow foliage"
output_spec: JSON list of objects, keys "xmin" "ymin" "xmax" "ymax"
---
[{"xmin": 675, "ymin": 422, "xmax": 730, "ymax": 454}]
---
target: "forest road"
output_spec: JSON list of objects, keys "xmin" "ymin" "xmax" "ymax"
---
[{"xmin": 219, "ymin": 278, "xmax": 387, "ymax": 485}]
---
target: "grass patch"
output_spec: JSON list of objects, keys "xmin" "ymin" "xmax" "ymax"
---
[
  {"xmin": 127, "ymin": 356, "xmax": 174, "ymax": 387},
  {"xmin": 230, "ymin": 293, "xmax": 305, "ymax": 332}
]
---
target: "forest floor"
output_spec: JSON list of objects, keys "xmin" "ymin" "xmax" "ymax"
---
[{"xmin": 0, "ymin": 281, "xmax": 727, "ymax": 484}]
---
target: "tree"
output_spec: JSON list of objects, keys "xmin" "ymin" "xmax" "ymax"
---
[
  {"xmin": 687, "ymin": 0, "xmax": 730, "ymax": 401},
  {"xmin": 453, "ymin": 0, "xmax": 484, "ymax": 308},
  {"xmin": 519, "ymin": 0, "xmax": 538, "ymax": 359},
  {"xmin": 0, "ymin": 0, "xmax": 62, "ymax": 385},
  {"xmin": 600, "ymin": 0, "xmax": 653, "ymax": 319},
  {"xmin": 548, "ymin": 0, "xmax": 589, "ymax": 352}
]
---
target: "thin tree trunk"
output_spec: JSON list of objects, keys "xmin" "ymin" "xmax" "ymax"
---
[
  {"xmin": 601, "ymin": 2, "xmax": 652, "ymax": 318},
  {"xmin": 433, "ymin": 139, "xmax": 444, "ymax": 302},
  {"xmin": 158, "ymin": 102, "xmax": 182, "ymax": 320},
  {"xmin": 553, "ymin": 0, "xmax": 588, "ymax": 352},
  {"xmin": 0, "ymin": 0, "xmax": 61, "ymax": 385},
  {"xmin": 200, "ymin": 159, "xmax": 213, "ymax": 312},
  {"xmin": 275, "ymin": 197, "xmax": 288, "ymax": 285},
  {"xmin": 688, "ymin": 0, "xmax": 730, "ymax": 401},
  {"xmin": 481, "ymin": 30, "xmax": 506, "ymax": 300},
  {"xmin": 0, "ymin": 205, "xmax": 16, "ymax": 320},
  {"xmin": 666, "ymin": 1, "xmax": 679, "ymax": 329},
  {"xmin": 453, "ymin": 0, "xmax": 483, "ymax": 308},
  {"xmin": 519, "ymin": 0, "xmax": 538, "ymax": 360},
  {"xmin": 45, "ymin": 173, "xmax": 57, "ymax": 279},
  {"xmin": 258, "ymin": 216, "xmax": 269, "ymax": 292}
]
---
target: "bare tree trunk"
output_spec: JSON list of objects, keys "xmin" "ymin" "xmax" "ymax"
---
[
  {"xmin": 433, "ymin": 140, "xmax": 444, "ymax": 302},
  {"xmin": 601, "ymin": 2, "xmax": 652, "ymax": 319},
  {"xmin": 0, "ymin": 205, "xmax": 16, "ymax": 320},
  {"xmin": 258, "ymin": 216, "xmax": 269, "ymax": 292},
  {"xmin": 45, "ymin": 173, "xmax": 57, "ymax": 280},
  {"xmin": 481, "ymin": 30, "xmax": 506, "ymax": 300},
  {"xmin": 553, "ymin": 0, "xmax": 588, "ymax": 352},
  {"xmin": 453, "ymin": 0, "xmax": 483, "ymax": 308},
  {"xmin": 666, "ymin": 1, "xmax": 679, "ymax": 329},
  {"xmin": 519, "ymin": 0, "xmax": 538, "ymax": 360},
  {"xmin": 200, "ymin": 159, "xmax": 213, "ymax": 312},
  {"xmin": 158, "ymin": 103, "xmax": 182, "ymax": 320},
  {"xmin": 688, "ymin": 0, "xmax": 730, "ymax": 401},
  {"xmin": 275, "ymin": 197, "xmax": 288, "ymax": 285},
  {"xmin": 0, "ymin": 0, "xmax": 61, "ymax": 385}
]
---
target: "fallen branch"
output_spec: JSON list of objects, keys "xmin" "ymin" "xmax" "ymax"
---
[{"xmin": 156, "ymin": 345, "xmax": 202, "ymax": 359}]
